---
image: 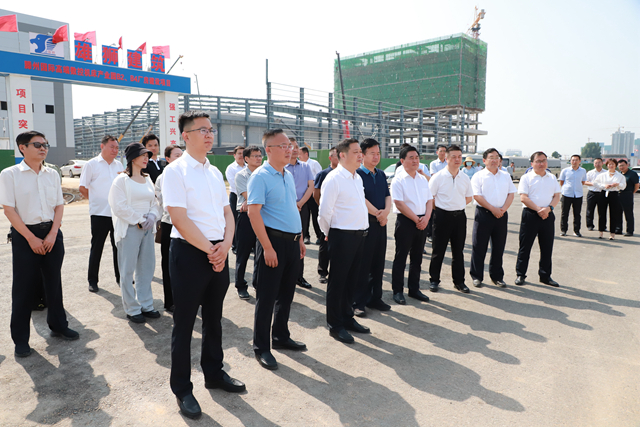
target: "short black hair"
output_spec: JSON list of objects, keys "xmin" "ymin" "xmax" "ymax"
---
[
  {"xmin": 141, "ymin": 133, "xmax": 159, "ymax": 147},
  {"xmin": 446, "ymin": 144, "xmax": 462, "ymax": 154},
  {"xmin": 336, "ymin": 138, "xmax": 359, "ymax": 156},
  {"xmin": 300, "ymin": 146, "xmax": 309, "ymax": 154},
  {"xmin": 262, "ymin": 129, "xmax": 286, "ymax": 147},
  {"xmin": 101, "ymin": 135, "xmax": 117, "ymax": 145},
  {"xmin": 243, "ymin": 145, "xmax": 262, "ymax": 159},
  {"xmin": 529, "ymin": 151, "xmax": 547, "ymax": 163},
  {"xmin": 571, "ymin": 154, "xmax": 581, "ymax": 161},
  {"xmin": 400, "ymin": 144, "xmax": 418, "ymax": 160},
  {"xmin": 360, "ymin": 138, "xmax": 380, "ymax": 155},
  {"xmin": 178, "ymin": 111, "xmax": 210, "ymax": 134},
  {"xmin": 482, "ymin": 147, "xmax": 499, "ymax": 159},
  {"xmin": 436, "ymin": 144, "xmax": 447, "ymax": 151},
  {"xmin": 164, "ymin": 145, "xmax": 180, "ymax": 158},
  {"xmin": 618, "ymin": 158, "xmax": 628, "ymax": 165},
  {"xmin": 16, "ymin": 130, "xmax": 46, "ymax": 146},
  {"xmin": 233, "ymin": 145, "xmax": 244, "ymax": 155},
  {"xmin": 594, "ymin": 157, "xmax": 603, "ymax": 162}
]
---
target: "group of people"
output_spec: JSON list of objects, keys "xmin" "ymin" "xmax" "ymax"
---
[{"xmin": 1, "ymin": 116, "xmax": 637, "ymax": 420}]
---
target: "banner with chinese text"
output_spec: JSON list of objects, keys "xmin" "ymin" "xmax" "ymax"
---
[
  {"xmin": 102, "ymin": 45, "xmax": 118, "ymax": 66},
  {"xmin": 127, "ymin": 49, "xmax": 142, "ymax": 70},
  {"xmin": 150, "ymin": 53, "xmax": 165, "ymax": 73},
  {"xmin": 6, "ymin": 74, "xmax": 34, "ymax": 161},
  {"xmin": 74, "ymin": 40, "xmax": 92, "ymax": 63}
]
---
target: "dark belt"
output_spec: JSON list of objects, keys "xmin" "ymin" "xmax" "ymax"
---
[
  {"xmin": 266, "ymin": 227, "xmax": 302, "ymax": 241},
  {"xmin": 330, "ymin": 227, "xmax": 368, "ymax": 237},
  {"xmin": 436, "ymin": 207, "xmax": 465, "ymax": 217},
  {"xmin": 26, "ymin": 221, "xmax": 53, "ymax": 231},
  {"xmin": 174, "ymin": 237, "xmax": 223, "ymax": 246}
]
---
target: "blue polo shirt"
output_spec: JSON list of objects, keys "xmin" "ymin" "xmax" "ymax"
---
[
  {"xmin": 559, "ymin": 166, "xmax": 587, "ymax": 198},
  {"xmin": 357, "ymin": 164, "xmax": 390, "ymax": 211},
  {"xmin": 314, "ymin": 166, "xmax": 335, "ymax": 189},
  {"xmin": 247, "ymin": 162, "xmax": 302, "ymax": 233},
  {"xmin": 284, "ymin": 160, "xmax": 313, "ymax": 202}
]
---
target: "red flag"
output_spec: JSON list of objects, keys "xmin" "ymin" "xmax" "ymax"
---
[
  {"xmin": 74, "ymin": 30, "xmax": 96, "ymax": 46},
  {"xmin": 52, "ymin": 25, "xmax": 68, "ymax": 44},
  {"xmin": 136, "ymin": 42, "xmax": 146, "ymax": 54},
  {"xmin": 0, "ymin": 14, "xmax": 18, "ymax": 32},
  {"xmin": 152, "ymin": 45, "xmax": 170, "ymax": 59},
  {"xmin": 118, "ymin": 36, "xmax": 123, "ymax": 50}
]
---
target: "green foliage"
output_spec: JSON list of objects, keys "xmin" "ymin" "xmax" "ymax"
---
[
  {"xmin": 551, "ymin": 151, "xmax": 561, "ymax": 159},
  {"xmin": 581, "ymin": 143, "xmax": 602, "ymax": 159}
]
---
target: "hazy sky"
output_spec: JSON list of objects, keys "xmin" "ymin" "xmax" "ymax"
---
[{"xmin": 12, "ymin": 0, "xmax": 640, "ymax": 157}]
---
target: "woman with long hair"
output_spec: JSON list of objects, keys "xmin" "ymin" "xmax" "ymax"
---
[
  {"xmin": 108, "ymin": 142, "xmax": 162, "ymax": 323},
  {"xmin": 593, "ymin": 158, "xmax": 626, "ymax": 240}
]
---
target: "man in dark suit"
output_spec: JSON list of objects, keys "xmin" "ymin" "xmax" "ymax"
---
[{"xmin": 141, "ymin": 133, "xmax": 165, "ymax": 183}]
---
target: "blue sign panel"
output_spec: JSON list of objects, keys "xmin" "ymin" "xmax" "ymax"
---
[
  {"xmin": 102, "ymin": 45, "xmax": 118, "ymax": 66},
  {"xmin": 150, "ymin": 53, "xmax": 165, "ymax": 73},
  {"xmin": 127, "ymin": 49, "xmax": 142, "ymax": 70},
  {"xmin": 0, "ymin": 50, "xmax": 190, "ymax": 94},
  {"xmin": 74, "ymin": 40, "xmax": 92, "ymax": 63}
]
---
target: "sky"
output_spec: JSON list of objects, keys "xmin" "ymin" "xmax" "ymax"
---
[{"xmin": 11, "ymin": 0, "xmax": 640, "ymax": 157}]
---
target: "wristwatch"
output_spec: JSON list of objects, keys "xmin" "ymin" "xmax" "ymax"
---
[{"xmin": 548, "ymin": 206, "xmax": 554, "ymax": 211}]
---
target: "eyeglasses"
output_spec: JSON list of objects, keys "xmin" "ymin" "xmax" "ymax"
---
[
  {"xmin": 268, "ymin": 144, "xmax": 293, "ymax": 151},
  {"xmin": 26, "ymin": 142, "xmax": 50, "ymax": 149},
  {"xmin": 249, "ymin": 154, "xmax": 263, "ymax": 158},
  {"xmin": 185, "ymin": 127, "xmax": 218, "ymax": 136}
]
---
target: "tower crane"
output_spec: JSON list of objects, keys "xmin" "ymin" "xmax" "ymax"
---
[{"xmin": 467, "ymin": 7, "xmax": 486, "ymax": 39}]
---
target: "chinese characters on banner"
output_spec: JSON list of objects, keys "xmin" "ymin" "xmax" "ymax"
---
[
  {"xmin": 6, "ymin": 74, "xmax": 35, "ymax": 160},
  {"xmin": 150, "ymin": 53, "xmax": 165, "ymax": 73},
  {"xmin": 127, "ymin": 49, "xmax": 142, "ymax": 70},
  {"xmin": 74, "ymin": 40, "xmax": 92, "ymax": 63},
  {"xmin": 102, "ymin": 45, "xmax": 118, "ymax": 66},
  {"xmin": 158, "ymin": 92, "xmax": 180, "ymax": 154}
]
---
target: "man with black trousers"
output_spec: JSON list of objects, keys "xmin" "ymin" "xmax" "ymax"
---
[
  {"xmin": 313, "ymin": 146, "xmax": 339, "ymax": 284},
  {"xmin": 584, "ymin": 158, "xmax": 606, "ymax": 231},
  {"xmin": 319, "ymin": 138, "xmax": 370, "ymax": 344},
  {"xmin": 163, "ymin": 111, "xmax": 245, "ymax": 420},
  {"xmin": 391, "ymin": 145, "xmax": 433, "ymax": 304},
  {"xmin": 234, "ymin": 145, "xmax": 263, "ymax": 299},
  {"xmin": 470, "ymin": 148, "xmax": 517, "ymax": 289},
  {"xmin": 248, "ymin": 129, "xmax": 307, "ymax": 371},
  {"xmin": 515, "ymin": 151, "xmax": 561, "ymax": 287},
  {"xmin": 558, "ymin": 154, "xmax": 587, "ymax": 237},
  {"xmin": 141, "ymin": 133, "xmax": 165, "ymax": 183},
  {"xmin": 0, "ymin": 131, "xmax": 79, "ymax": 358},
  {"xmin": 617, "ymin": 159, "xmax": 639, "ymax": 236},
  {"xmin": 299, "ymin": 146, "xmax": 323, "ymax": 244},
  {"xmin": 225, "ymin": 146, "xmax": 245, "ymax": 253},
  {"xmin": 428, "ymin": 144, "xmax": 473, "ymax": 294},
  {"xmin": 353, "ymin": 138, "xmax": 392, "ymax": 316},
  {"xmin": 79, "ymin": 135, "xmax": 124, "ymax": 292}
]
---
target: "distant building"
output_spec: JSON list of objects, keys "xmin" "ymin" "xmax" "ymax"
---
[
  {"xmin": 505, "ymin": 149, "xmax": 522, "ymax": 157},
  {"xmin": 603, "ymin": 145, "xmax": 612, "ymax": 154},
  {"xmin": 612, "ymin": 130, "xmax": 635, "ymax": 157}
]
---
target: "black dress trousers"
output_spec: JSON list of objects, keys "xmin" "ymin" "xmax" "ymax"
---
[
  {"xmin": 598, "ymin": 192, "xmax": 620, "ymax": 233},
  {"xmin": 229, "ymin": 192, "xmax": 238, "ymax": 250},
  {"xmin": 327, "ymin": 228, "xmax": 366, "ymax": 331},
  {"xmin": 515, "ymin": 208, "xmax": 555, "ymax": 281},
  {"xmin": 429, "ymin": 208, "xmax": 467, "ymax": 286},
  {"xmin": 88, "ymin": 215, "xmax": 120, "ymax": 285},
  {"xmin": 392, "ymin": 214, "xmax": 428, "ymax": 294},
  {"xmin": 619, "ymin": 192, "xmax": 634, "ymax": 234},
  {"xmin": 354, "ymin": 216, "xmax": 387, "ymax": 309},
  {"xmin": 169, "ymin": 238, "xmax": 230, "ymax": 399},
  {"xmin": 11, "ymin": 225, "xmax": 68, "ymax": 348},
  {"xmin": 253, "ymin": 231, "xmax": 300, "ymax": 353},
  {"xmin": 585, "ymin": 191, "xmax": 603, "ymax": 229},
  {"xmin": 304, "ymin": 197, "xmax": 322, "ymax": 241},
  {"xmin": 235, "ymin": 212, "xmax": 257, "ymax": 291},
  {"xmin": 160, "ymin": 222, "xmax": 174, "ymax": 310},
  {"xmin": 470, "ymin": 206, "xmax": 508, "ymax": 282},
  {"xmin": 317, "ymin": 231, "xmax": 329, "ymax": 277},
  {"xmin": 560, "ymin": 195, "xmax": 583, "ymax": 233}
]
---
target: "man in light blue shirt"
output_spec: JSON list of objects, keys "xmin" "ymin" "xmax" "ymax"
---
[
  {"xmin": 429, "ymin": 144, "xmax": 448, "ymax": 175},
  {"xmin": 558, "ymin": 154, "xmax": 587, "ymax": 237}
]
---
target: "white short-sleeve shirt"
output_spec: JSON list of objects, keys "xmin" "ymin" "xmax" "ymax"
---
[
  {"xmin": 162, "ymin": 151, "xmax": 229, "ymax": 241},
  {"xmin": 471, "ymin": 168, "xmax": 517, "ymax": 208},
  {"xmin": 318, "ymin": 164, "xmax": 368, "ymax": 235},
  {"xmin": 79, "ymin": 154, "xmax": 124, "ymax": 216},
  {"xmin": 391, "ymin": 168, "xmax": 433, "ymax": 215},
  {"xmin": 0, "ymin": 161, "xmax": 64, "ymax": 225},
  {"xmin": 225, "ymin": 161, "xmax": 245, "ymax": 194},
  {"xmin": 428, "ymin": 168, "xmax": 473, "ymax": 211},
  {"xmin": 518, "ymin": 170, "xmax": 561, "ymax": 208}
]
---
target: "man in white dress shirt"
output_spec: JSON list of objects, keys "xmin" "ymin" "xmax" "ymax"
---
[
  {"xmin": 584, "ymin": 158, "xmax": 606, "ymax": 231},
  {"xmin": 299, "ymin": 146, "xmax": 323, "ymax": 244},
  {"xmin": 428, "ymin": 145, "xmax": 474, "ymax": 293},
  {"xmin": 79, "ymin": 135, "xmax": 124, "ymax": 293},
  {"xmin": 0, "ymin": 131, "xmax": 79, "ymax": 358},
  {"xmin": 515, "ymin": 151, "xmax": 561, "ymax": 287},
  {"xmin": 225, "ymin": 146, "xmax": 245, "ymax": 252},
  {"xmin": 390, "ymin": 145, "xmax": 433, "ymax": 305},
  {"xmin": 163, "ymin": 111, "xmax": 245, "ymax": 420},
  {"xmin": 319, "ymin": 138, "xmax": 370, "ymax": 344},
  {"xmin": 558, "ymin": 154, "xmax": 587, "ymax": 237},
  {"xmin": 470, "ymin": 148, "xmax": 517, "ymax": 288}
]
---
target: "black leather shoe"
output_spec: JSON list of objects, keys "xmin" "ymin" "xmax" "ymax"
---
[
  {"xmin": 454, "ymin": 284, "xmax": 470, "ymax": 294},
  {"xmin": 541, "ymin": 278, "xmax": 560, "ymax": 287},
  {"xmin": 50, "ymin": 328, "xmax": 79, "ymax": 341},
  {"xmin": 315, "ymin": 238, "xmax": 322, "ymax": 245},
  {"xmin": 14, "ymin": 345, "xmax": 32, "ymax": 358},
  {"xmin": 165, "ymin": 305, "xmax": 175, "ymax": 313},
  {"xmin": 560, "ymin": 231, "xmax": 567, "ymax": 236},
  {"xmin": 329, "ymin": 328, "xmax": 354, "ymax": 344},
  {"xmin": 491, "ymin": 279, "xmax": 507, "ymax": 288},
  {"xmin": 427, "ymin": 236, "xmax": 433, "ymax": 243},
  {"xmin": 304, "ymin": 237, "xmax": 311, "ymax": 244},
  {"xmin": 237, "ymin": 289, "xmax": 250, "ymax": 300},
  {"xmin": 177, "ymin": 394, "xmax": 201, "ymax": 419},
  {"xmin": 88, "ymin": 283, "xmax": 99, "ymax": 293},
  {"xmin": 472, "ymin": 279, "xmax": 482, "ymax": 288},
  {"xmin": 319, "ymin": 275, "xmax": 328, "ymax": 284},
  {"xmin": 587, "ymin": 226, "xmax": 594, "ymax": 231},
  {"xmin": 624, "ymin": 233, "xmax": 633, "ymax": 237},
  {"xmin": 255, "ymin": 351, "xmax": 278, "ymax": 370},
  {"xmin": 272, "ymin": 338, "xmax": 306, "ymax": 350},
  {"xmin": 127, "ymin": 314, "xmax": 145, "ymax": 323},
  {"xmin": 423, "ymin": 249, "xmax": 428, "ymax": 255},
  {"xmin": 141, "ymin": 310, "xmax": 161, "ymax": 319},
  {"xmin": 366, "ymin": 300, "xmax": 391, "ymax": 311},
  {"xmin": 354, "ymin": 308, "xmax": 366, "ymax": 317},
  {"xmin": 574, "ymin": 232, "xmax": 582, "ymax": 237},
  {"xmin": 393, "ymin": 293, "xmax": 406, "ymax": 305},
  {"xmin": 205, "ymin": 372, "xmax": 246, "ymax": 393},
  {"xmin": 408, "ymin": 290, "xmax": 430, "ymax": 302},
  {"xmin": 429, "ymin": 282, "xmax": 439, "ymax": 292},
  {"xmin": 514, "ymin": 276, "xmax": 526, "ymax": 286},
  {"xmin": 345, "ymin": 319, "xmax": 370, "ymax": 334},
  {"xmin": 297, "ymin": 278, "xmax": 312, "ymax": 289}
]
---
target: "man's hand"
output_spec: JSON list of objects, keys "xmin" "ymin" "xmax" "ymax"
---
[
  {"xmin": 299, "ymin": 239, "xmax": 306, "ymax": 259},
  {"xmin": 42, "ymin": 231, "xmax": 57, "ymax": 253},
  {"xmin": 416, "ymin": 216, "xmax": 428, "ymax": 230},
  {"xmin": 379, "ymin": 217, "xmax": 388, "ymax": 227},
  {"xmin": 492, "ymin": 206, "xmax": 506, "ymax": 219},
  {"xmin": 28, "ymin": 235, "xmax": 46, "ymax": 255},
  {"xmin": 207, "ymin": 241, "xmax": 231, "ymax": 272},
  {"xmin": 264, "ymin": 247, "xmax": 279, "ymax": 268},
  {"xmin": 296, "ymin": 200, "xmax": 303, "ymax": 211},
  {"xmin": 239, "ymin": 201, "xmax": 248, "ymax": 213},
  {"xmin": 537, "ymin": 207, "xmax": 550, "ymax": 220}
]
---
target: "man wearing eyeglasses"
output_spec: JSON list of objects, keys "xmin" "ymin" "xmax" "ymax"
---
[
  {"xmin": 162, "ymin": 111, "xmax": 245, "ymax": 420},
  {"xmin": 248, "ymin": 129, "xmax": 307, "ymax": 371},
  {"xmin": 79, "ymin": 135, "xmax": 124, "ymax": 293},
  {"xmin": 0, "ymin": 131, "xmax": 79, "ymax": 358},
  {"xmin": 233, "ymin": 145, "xmax": 263, "ymax": 300}
]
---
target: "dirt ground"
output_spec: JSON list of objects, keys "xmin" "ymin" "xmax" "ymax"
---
[{"xmin": 0, "ymin": 186, "xmax": 638, "ymax": 426}]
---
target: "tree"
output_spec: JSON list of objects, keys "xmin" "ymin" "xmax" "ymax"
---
[
  {"xmin": 581, "ymin": 142, "xmax": 602, "ymax": 159},
  {"xmin": 551, "ymin": 151, "xmax": 561, "ymax": 159}
]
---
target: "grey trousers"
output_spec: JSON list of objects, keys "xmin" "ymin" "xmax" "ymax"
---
[{"xmin": 116, "ymin": 225, "xmax": 156, "ymax": 316}]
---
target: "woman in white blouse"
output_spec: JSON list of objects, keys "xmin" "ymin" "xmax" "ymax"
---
[
  {"xmin": 108, "ymin": 142, "xmax": 162, "ymax": 323},
  {"xmin": 593, "ymin": 158, "xmax": 626, "ymax": 240},
  {"xmin": 154, "ymin": 145, "xmax": 182, "ymax": 314}
]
